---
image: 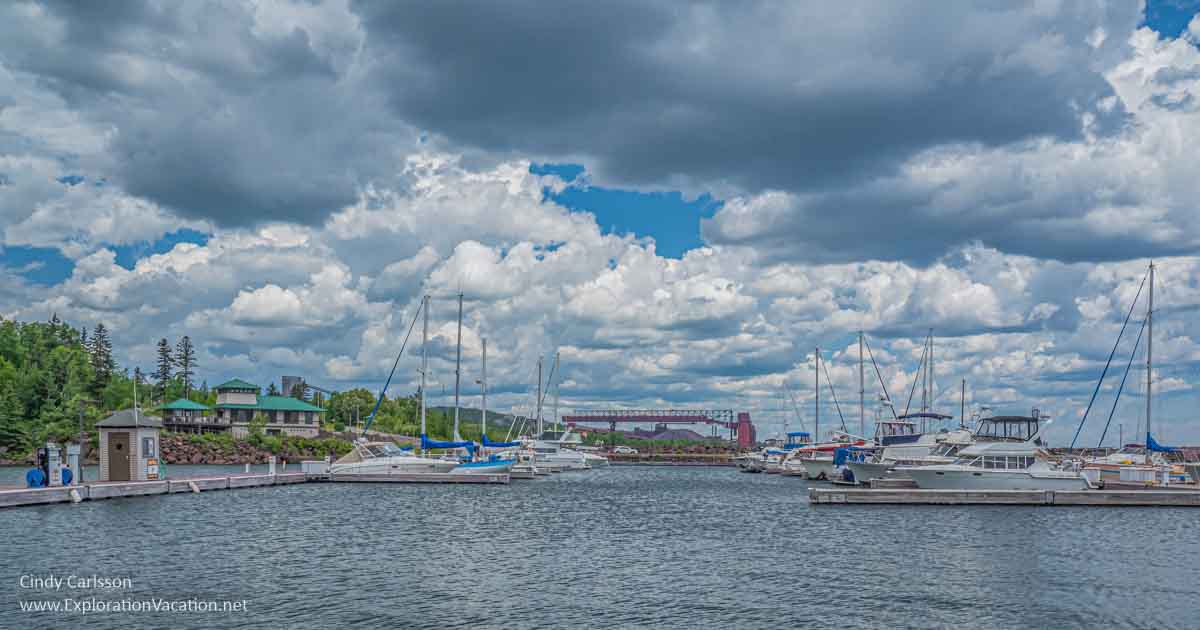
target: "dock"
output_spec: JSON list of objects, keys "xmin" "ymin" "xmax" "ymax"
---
[
  {"xmin": 809, "ymin": 487, "xmax": 1200, "ymax": 507},
  {"xmin": 0, "ymin": 469, "xmax": 511, "ymax": 509}
]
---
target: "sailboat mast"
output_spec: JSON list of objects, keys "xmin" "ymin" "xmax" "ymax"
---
[
  {"xmin": 859, "ymin": 331, "xmax": 865, "ymax": 438},
  {"xmin": 420, "ymin": 294, "xmax": 429, "ymax": 440},
  {"xmin": 1146, "ymin": 261, "xmax": 1154, "ymax": 442},
  {"xmin": 553, "ymin": 352, "xmax": 560, "ymax": 430},
  {"xmin": 814, "ymin": 347, "xmax": 820, "ymax": 443},
  {"xmin": 536, "ymin": 356, "xmax": 543, "ymax": 437},
  {"xmin": 453, "ymin": 292, "xmax": 463, "ymax": 440},
  {"xmin": 481, "ymin": 338, "xmax": 488, "ymax": 438}
]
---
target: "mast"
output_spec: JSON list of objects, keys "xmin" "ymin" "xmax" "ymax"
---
[
  {"xmin": 1146, "ymin": 261, "xmax": 1154, "ymax": 444},
  {"xmin": 420, "ymin": 294, "xmax": 429, "ymax": 441},
  {"xmin": 552, "ymin": 351, "xmax": 560, "ymax": 430},
  {"xmin": 481, "ymin": 338, "xmax": 488, "ymax": 438},
  {"xmin": 859, "ymin": 331, "xmax": 865, "ymax": 438},
  {"xmin": 536, "ymin": 356, "xmax": 543, "ymax": 437},
  {"xmin": 960, "ymin": 378, "xmax": 966, "ymax": 429},
  {"xmin": 453, "ymin": 292, "xmax": 463, "ymax": 441},
  {"xmin": 814, "ymin": 347, "xmax": 820, "ymax": 443}
]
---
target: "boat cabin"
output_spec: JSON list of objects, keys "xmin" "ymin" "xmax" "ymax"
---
[
  {"xmin": 896, "ymin": 412, "xmax": 953, "ymax": 435},
  {"xmin": 875, "ymin": 420, "xmax": 919, "ymax": 446}
]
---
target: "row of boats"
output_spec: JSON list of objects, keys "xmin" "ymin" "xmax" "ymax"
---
[
  {"xmin": 331, "ymin": 292, "xmax": 606, "ymax": 480},
  {"xmin": 738, "ymin": 411, "xmax": 1196, "ymax": 491}
]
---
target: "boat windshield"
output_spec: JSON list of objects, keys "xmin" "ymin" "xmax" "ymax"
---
[{"xmin": 363, "ymin": 443, "xmax": 409, "ymax": 458}]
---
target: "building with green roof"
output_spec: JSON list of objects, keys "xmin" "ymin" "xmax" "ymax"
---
[
  {"xmin": 158, "ymin": 398, "xmax": 222, "ymax": 434},
  {"xmin": 213, "ymin": 379, "xmax": 324, "ymax": 438}
]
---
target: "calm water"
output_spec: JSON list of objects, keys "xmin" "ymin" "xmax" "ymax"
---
[{"xmin": 0, "ymin": 466, "xmax": 1196, "ymax": 629}]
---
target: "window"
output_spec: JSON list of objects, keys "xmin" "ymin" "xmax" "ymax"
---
[{"xmin": 142, "ymin": 437, "xmax": 156, "ymax": 457}]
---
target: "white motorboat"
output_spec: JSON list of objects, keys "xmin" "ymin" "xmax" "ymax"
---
[
  {"xmin": 844, "ymin": 414, "xmax": 970, "ymax": 485},
  {"xmin": 899, "ymin": 441, "xmax": 1092, "ymax": 491},
  {"xmin": 791, "ymin": 432, "xmax": 870, "ymax": 480},
  {"xmin": 330, "ymin": 441, "xmax": 459, "ymax": 475}
]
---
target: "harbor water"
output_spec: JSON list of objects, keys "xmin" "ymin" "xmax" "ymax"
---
[{"xmin": 1, "ymin": 466, "xmax": 1196, "ymax": 628}]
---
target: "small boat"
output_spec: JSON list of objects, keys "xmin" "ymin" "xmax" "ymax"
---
[
  {"xmin": 331, "ymin": 441, "xmax": 459, "ymax": 475},
  {"xmin": 899, "ymin": 441, "xmax": 1092, "ymax": 491}
]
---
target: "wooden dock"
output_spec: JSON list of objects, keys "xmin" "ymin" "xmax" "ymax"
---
[
  {"xmin": 0, "ymin": 468, "xmax": 511, "ymax": 509},
  {"xmin": 809, "ymin": 487, "xmax": 1200, "ymax": 507},
  {"xmin": 0, "ymin": 472, "xmax": 307, "ymax": 509}
]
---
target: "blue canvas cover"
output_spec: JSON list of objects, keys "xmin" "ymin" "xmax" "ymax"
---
[
  {"xmin": 421, "ymin": 434, "xmax": 476, "ymax": 455},
  {"xmin": 482, "ymin": 435, "xmax": 520, "ymax": 448},
  {"xmin": 1146, "ymin": 433, "xmax": 1179, "ymax": 453}
]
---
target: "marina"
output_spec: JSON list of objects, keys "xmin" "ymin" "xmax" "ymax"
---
[{"xmin": 3, "ymin": 465, "xmax": 1199, "ymax": 629}]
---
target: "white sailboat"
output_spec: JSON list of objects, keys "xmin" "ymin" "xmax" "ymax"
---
[{"xmin": 332, "ymin": 295, "xmax": 462, "ymax": 476}]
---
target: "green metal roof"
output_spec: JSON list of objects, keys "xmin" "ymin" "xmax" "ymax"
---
[
  {"xmin": 214, "ymin": 378, "xmax": 259, "ymax": 391},
  {"xmin": 215, "ymin": 395, "xmax": 324, "ymax": 412},
  {"xmin": 160, "ymin": 398, "xmax": 211, "ymax": 411}
]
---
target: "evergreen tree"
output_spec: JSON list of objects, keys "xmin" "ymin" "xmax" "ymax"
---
[
  {"xmin": 154, "ymin": 338, "xmax": 173, "ymax": 402},
  {"xmin": 267, "ymin": 382, "xmax": 279, "ymax": 396},
  {"xmin": 174, "ymin": 336, "xmax": 196, "ymax": 399},
  {"xmin": 88, "ymin": 323, "xmax": 115, "ymax": 394}
]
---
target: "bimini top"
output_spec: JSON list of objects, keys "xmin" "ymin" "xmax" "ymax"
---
[{"xmin": 975, "ymin": 415, "xmax": 1041, "ymax": 442}]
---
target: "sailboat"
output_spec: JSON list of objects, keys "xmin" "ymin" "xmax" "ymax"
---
[
  {"xmin": 1079, "ymin": 263, "xmax": 1189, "ymax": 486},
  {"xmin": 445, "ymin": 293, "xmax": 515, "ymax": 475},
  {"xmin": 331, "ymin": 295, "xmax": 461, "ymax": 476}
]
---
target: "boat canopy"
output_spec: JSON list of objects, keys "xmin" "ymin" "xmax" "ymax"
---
[
  {"xmin": 787, "ymin": 431, "xmax": 810, "ymax": 437},
  {"xmin": 421, "ymin": 434, "xmax": 476, "ymax": 454},
  {"xmin": 974, "ymin": 415, "xmax": 1040, "ymax": 442},
  {"xmin": 1146, "ymin": 433, "xmax": 1179, "ymax": 453}
]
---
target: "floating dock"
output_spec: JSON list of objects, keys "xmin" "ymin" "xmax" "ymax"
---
[
  {"xmin": 809, "ymin": 487, "xmax": 1200, "ymax": 507},
  {"xmin": 0, "ymin": 472, "xmax": 307, "ymax": 509}
]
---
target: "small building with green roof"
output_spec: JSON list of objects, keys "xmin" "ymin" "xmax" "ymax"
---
[
  {"xmin": 158, "ymin": 398, "xmax": 221, "ymax": 434},
  {"xmin": 213, "ymin": 378, "xmax": 324, "ymax": 438}
]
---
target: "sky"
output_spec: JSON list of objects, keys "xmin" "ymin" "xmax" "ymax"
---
[{"xmin": 1, "ymin": 0, "xmax": 1200, "ymax": 445}]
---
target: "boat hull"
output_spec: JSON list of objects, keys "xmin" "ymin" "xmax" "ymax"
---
[
  {"xmin": 802, "ymin": 458, "xmax": 838, "ymax": 481},
  {"xmin": 844, "ymin": 461, "xmax": 898, "ymax": 485},
  {"xmin": 450, "ymin": 459, "xmax": 516, "ymax": 474},
  {"xmin": 330, "ymin": 456, "xmax": 459, "ymax": 475},
  {"xmin": 902, "ymin": 467, "xmax": 1090, "ymax": 491}
]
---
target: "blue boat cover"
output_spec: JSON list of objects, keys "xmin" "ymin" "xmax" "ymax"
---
[
  {"xmin": 1146, "ymin": 433, "xmax": 1179, "ymax": 453},
  {"xmin": 25, "ymin": 468, "xmax": 45, "ymax": 488},
  {"xmin": 833, "ymin": 447, "xmax": 849, "ymax": 467},
  {"xmin": 482, "ymin": 435, "xmax": 520, "ymax": 448},
  {"xmin": 787, "ymin": 431, "xmax": 810, "ymax": 437},
  {"xmin": 421, "ymin": 434, "xmax": 476, "ymax": 454},
  {"xmin": 765, "ymin": 448, "xmax": 789, "ymax": 455}
]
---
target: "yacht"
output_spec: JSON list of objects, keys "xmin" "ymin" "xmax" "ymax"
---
[
  {"xmin": 330, "ymin": 440, "xmax": 459, "ymax": 475},
  {"xmin": 844, "ymin": 413, "xmax": 971, "ymax": 484},
  {"xmin": 531, "ymin": 429, "xmax": 593, "ymax": 471},
  {"xmin": 899, "ymin": 440, "xmax": 1092, "ymax": 491}
]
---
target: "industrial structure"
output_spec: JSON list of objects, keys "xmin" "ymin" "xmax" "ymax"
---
[{"xmin": 562, "ymin": 409, "xmax": 757, "ymax": 449}]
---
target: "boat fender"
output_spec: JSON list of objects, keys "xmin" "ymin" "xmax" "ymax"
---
[{"xmin": 61, "ymin": 467, "xmax": 72, "ymax": 486}]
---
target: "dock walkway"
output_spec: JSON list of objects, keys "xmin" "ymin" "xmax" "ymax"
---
[
  {"xmin": 0, "ymin": 469, "xmax": 509, "ymax": 509},
  {"xmin": 810, "ymin": 487, "xmax": 1200, "ymax": 507}
]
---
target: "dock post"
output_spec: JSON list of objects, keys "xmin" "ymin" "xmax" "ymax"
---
[
  {"xmin": 269, "ymin": 456, "xmax": 277, "ymax": 476},
  {"xmin": 244, "ymin": 463, "xmax": 250, "ymax": 473}
]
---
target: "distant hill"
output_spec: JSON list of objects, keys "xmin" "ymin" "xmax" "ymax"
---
[{"xmin": 429, "ymin": 406, "xmax": 518, "ymax": 428}]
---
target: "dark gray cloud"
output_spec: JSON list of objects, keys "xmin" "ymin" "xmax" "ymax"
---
[
  {"xmin": 0, "ymin": 0, "xmax": 407, "ymax": 226},
  {"xmin": 355, "ymin": 0, "xmax": 1135, "ymax": 195}
]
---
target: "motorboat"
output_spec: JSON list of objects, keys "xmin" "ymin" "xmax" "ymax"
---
[
  {"xmin": 843, "ymin": 413, "xmax": 969, "ymax": 485},
  {"xmin": 791, "ymin": 431, "xmax": 870, "ymax": 480},
  {"xmin": 330, "ymin": 440, "xmax": 459, "ymax": 475},
  {"xmin": 449, "ymin": 454, "xmax": 516, "ymax": 475},
  {"xmin": 899, "ymin": 440, "xmax": 1092, "ymax": 490},
  {"xmin": 531, "ymin": 430, "xmax": 592, "ymax": 471}
]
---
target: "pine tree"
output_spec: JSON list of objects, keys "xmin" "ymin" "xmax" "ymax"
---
[
  {"xmin": 88, "ymin": 323, "xmax": 115, "ymax": 393},
  {"xmin": 267, "ymin": 382, "xmax": 279, "ymax": 396},
  {"xmin": 154, "ymin": 338, "xmax": 173, "ymax": 402},
  {"xmin": 174, "ymin": 336, "xmax": 196, "ymax": 399}
]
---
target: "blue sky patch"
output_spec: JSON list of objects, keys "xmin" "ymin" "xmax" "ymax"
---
[
  {"xmin": 1143, "ymin": 0, "xmax": 1200, "ymax": 38},
  {"xmin": 0, "ymin": 245, "xmax": 74, "ymax": 285},
  {"xmin": 532, "ymin": 163, "xmax": 721, "ymax": 258},
  {"xmin": 112, "ymin": 228, "xmax": 210, "ymax": 270}
]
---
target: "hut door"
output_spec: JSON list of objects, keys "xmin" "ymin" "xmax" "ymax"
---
[{"xmin": 108, "ymin": 432, "xmax": 131, "ymax": 481}]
